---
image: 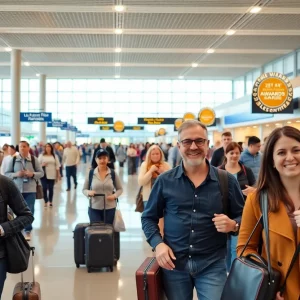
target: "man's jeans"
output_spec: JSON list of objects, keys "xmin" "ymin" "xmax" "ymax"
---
[
  {"xmin": 0, "ymin": 258, "xmax": 6, "ymax": 299},
  {"xmin": 66, "ymin": 165, "xmax": 77, "ymax": 190},
  {"xmin": 22, "ymin": 192, "xmax": 36, "ymax": 233},
  {"xmin": 162, "ymin": 258, "xmax": 227, "ymax": 300},
  {"xmin": 226, "ymin": 235, "xmax": 238, "ymax": 272}
]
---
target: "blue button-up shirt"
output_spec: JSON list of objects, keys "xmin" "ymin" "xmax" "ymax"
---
[{"xmin": 141, "ymin": 162, "xmax": 244, "ymax": 270}]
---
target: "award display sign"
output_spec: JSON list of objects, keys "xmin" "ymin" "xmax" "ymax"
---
[{"xmin": 198, "ymin": 108, "xmax": 216, "ymax": 126}]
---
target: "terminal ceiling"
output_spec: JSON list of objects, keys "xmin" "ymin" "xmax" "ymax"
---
[{"xmin": 0, "ymin": 0, "xmax": 299, "ymax": 79}]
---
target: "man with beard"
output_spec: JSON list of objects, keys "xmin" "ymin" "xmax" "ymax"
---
[{"xmin": 142, "ymin": 120, "xmax": 244, "ymax": 300}]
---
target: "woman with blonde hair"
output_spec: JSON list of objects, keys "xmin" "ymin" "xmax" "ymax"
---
[{"xmin": 138, "ymin": 145, "xmax": 170, "ymax": 233}]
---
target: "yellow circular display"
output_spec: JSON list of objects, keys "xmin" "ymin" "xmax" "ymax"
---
[
  {"xmin": 158, "ymin": 128, "xmax": 166, "ymax": 136},
  {"xmin": 198, "ymin": 108, "xmax": 215, "ymax": 126},
  {"xmin": 183, "ymin": 112, "xmax": 196, "ymax": 121},
  {"xmin": 113, "ymin": 120, "xmax": 125, "ymax": 132},
  {"xmin": 174, "ymin": 118, "xmax": 183, "ymax": 130}
]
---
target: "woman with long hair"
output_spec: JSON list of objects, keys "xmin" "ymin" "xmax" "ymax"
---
[
  {"xmin": 38, "ymin": 143, "xmax": 61, "ymax": 208},
  {"xmin": 219, "ymin": 142, "xmax": 256, "ymax": 271},
  {"xmin": 138, "ymin": 145, "xmax": 170, "ymax": 234},
  {"xmin": 237, "ymin": 126, "xmax": 300, "ymax": 300}
]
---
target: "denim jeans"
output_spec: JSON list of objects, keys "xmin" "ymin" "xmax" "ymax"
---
[
  {"xmin": 0, "ymin": 258, "xmax": 7, "ymax": 299},
  {"xmin": 162, "ymin": 258, "xmax": 227, "ymax": 300},
  {"xmin": 143, "ymin": 201, "xmax": 148, "ymax": 209},
  {"xmin": 66, "ymin": 165, "xmax": 77, "ymax": 189},
  {"xmin": 226, "ymin": 235, "xmax": 238, "ymax": 272},
  {"xmin": 22, "ymin": 192, "xmax": 36, "ymax": 233},
  {"xmin": 41, "ymin": 178, "xmax": 55, "ymax": 204},
  {"xmin": 88, "ymin": 207, "xmax": 116, "ymax": 225}
]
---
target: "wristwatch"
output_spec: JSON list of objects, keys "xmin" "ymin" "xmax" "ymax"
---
[{"xmin": 232, "ymin": 221, "xmax": 239, "ymax": 233}]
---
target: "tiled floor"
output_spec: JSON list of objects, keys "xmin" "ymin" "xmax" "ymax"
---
[{"xmin": 3, "ymin": 164, "xmax": 154, "ymax": 300}]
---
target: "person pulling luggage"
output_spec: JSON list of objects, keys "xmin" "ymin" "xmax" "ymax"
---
[{"xmin": 82, "ymin": 149, "xmax": 123, "ymax": 224}]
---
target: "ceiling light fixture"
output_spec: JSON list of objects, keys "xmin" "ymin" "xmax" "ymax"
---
[
  {"xmin": 192, "ymin": 63, "xmax": 198, "ymax": 68},
  {"xmin": 178, "ymin": 76, "xmax": 184, "ymax": 79},
  {"xmin": 250, "ymin": 6, "xmax": 262, "ymax": 13},
  {"xmin": 24, "ymin": 62, "xmax": 30, "ymax": 66},
  {"xmin": 287, "ymin": 121, "xmax": 292, "ymax": 124},
  {"xmin": 296, "ymin": 120, "xmax": 300, "ymax": 123},
  {"xmin": 275, "ymin": 123, "xmax": 281, "ymax": 126},
  {"xmin": 115, "ymin": 48, "xmax": 122, "ymax": 53},
  {"xmin": 115, "ymin": 63, "xmax": 121, "ymax": 67},
  {"xmin": 115, "ymin": 75, "xmax": 120, "ymax": 79},
  {"xmin": 207, "ymin": 49, "xmax": 215, "ymax": 54},
  {"xmin": 253, "ymin": 126, "xmax": 257, "ymax": 128},
  {"xmin": 265, "ymin": 124, "xmax": 269, "ymax": 127},
  {"xmin": 114, "ymin": 29, "xmax": 123, "ymax": 34},
  {"xmin": 226, "ymin": 30, "xmax": 236, "ymax": 36},
  {"xmin": 114, "ymin": 5, "xmax": 126, "ymax": 12},
  {"xmin": 4, "ymin": 47, "xmax": 12, "ymax": 52},
  {"xmin": 36, "ymin": 73, "xmax": 40, "ymax": 77}
]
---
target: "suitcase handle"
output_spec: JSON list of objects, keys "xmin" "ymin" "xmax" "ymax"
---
[
  {"xmin": 21, "ymin": 247, "xmax": 36, "ymax": 285},
  {"xmin": 89, "ymin": 194, "xmax": 107, "ymax": 223}
]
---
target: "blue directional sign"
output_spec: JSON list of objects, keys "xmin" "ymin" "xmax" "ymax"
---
[
  {"xmin": 47, "ymin": 119, "xmax": 62, "ymax": 127},
  {"xmin": 60, "ymin": 122, "xmax": 69, "ymax": 130},
  {"xmin": 0, "ymin": 133, "xmax": 11, "ymax": 137},
  {"xmin": 20, "ymin": 112, "xmax": 52, "ymax": 122},
  {"xmin": 76, "ymin": 134, "xmax": 89, "ymax": 138}
]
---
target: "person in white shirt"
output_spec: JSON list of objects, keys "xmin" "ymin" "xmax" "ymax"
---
[
  {"xmin": 0, "ymin": 145, "xmax": 17, "ymax": 175},
  {"xmin": 63, "ymin": 141, "xmax": 80, "ymax": 191},
  {"xmin": 38, "ymin": 143, "xmax": 61, "ymax": 207},
  {"xmin": 127, "ymin": 143, "xmax": 137, "ymax": 175}
]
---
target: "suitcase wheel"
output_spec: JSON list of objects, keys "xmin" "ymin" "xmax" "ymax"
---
[
  {"xmin": 76, "ymin": 264, "xmax": 80, "ymax": 268},
  {"xmin": 87, "ymin": 267, "xmax": 92, "ymax": 273}
]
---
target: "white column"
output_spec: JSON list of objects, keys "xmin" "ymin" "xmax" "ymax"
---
[
  {"xmin": 11, "ymin": 49, "xmax": 22, "ymax": 145},
  {"xmin": 39, "ymin": 74, "xmax": 46, "ymax": 142}
]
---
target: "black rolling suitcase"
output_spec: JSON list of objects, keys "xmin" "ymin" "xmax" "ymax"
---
[
  {"xmin": 73, "ymin": 222, "xmax": 89, "ymax": 268},
  {"xmin": 85, "ymin": 194, "xmax": 114, "ymax": 273}
]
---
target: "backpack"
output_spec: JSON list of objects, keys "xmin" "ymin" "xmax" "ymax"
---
[
  {"xmin": 12, "ymin": 155, "xmax": 36, "ymax": 171},
  {"xmin": 88, "ymin": 168, "xmax": 117, "ymax": 193},
  {"xmin": 217, "ymin": 168, "xmax": 229, "ymax": 216}
]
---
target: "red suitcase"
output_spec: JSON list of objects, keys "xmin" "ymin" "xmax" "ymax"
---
[{"xmin": 136, "ymin": 257, "xmax": 166, "ymax": 300}]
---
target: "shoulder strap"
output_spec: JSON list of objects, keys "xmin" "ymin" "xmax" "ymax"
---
[
  {"xmin": 31, "ymin": 156, "xmax": 36, "ymax": 171},
  {"xmin": 241, "ymin": 164, "xmax": 247, "ymax": 176},
  {"xmin": 12, "ymin": 156, "xmax": 16, "ymax": 170},
  {"xmin": 88, "ymin": 169, "xmax": 94, "ymax": 190},
  {"xmin": 110, "ymin": 168, "xmax": 116, "ymax": 189},
  {"xmin": 217, "ymin": 168, "xmax": 229, "ymax": 216}
]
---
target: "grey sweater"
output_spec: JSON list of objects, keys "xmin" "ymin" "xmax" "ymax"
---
[{"xmin": 82, "ymin": 167, "xmax": 123, "ymax": 210}]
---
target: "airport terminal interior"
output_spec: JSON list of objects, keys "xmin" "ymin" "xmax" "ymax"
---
[{"xmin": 0, "ymin": 0, "xmax": 300, "ymax": 299}]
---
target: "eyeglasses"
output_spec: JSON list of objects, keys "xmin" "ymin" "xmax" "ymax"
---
[{"xmin": 179, "ymin": 138, "xmax": 207, "ymax": 148}]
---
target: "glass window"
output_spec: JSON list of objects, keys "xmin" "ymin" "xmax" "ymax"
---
[
  {"xmin": 58, "ymin": 79, "xmax": 73, "ymax": 91},
  {"xmin": 186, "ymin": 81, "xmax": 201, "ymax": 92},
  {"xmin": 284, "ymin": 54, "xmax": 294, "ymax": 75},
  {"xmin": 143, "ymin": 102, "xmax": 157, "ymax": 113},
  {"xmin": 73, "ymin": 79, "xmax": 87, "ymax": 92},
  {"xmin": 21, "ymin": 79, "xmax": 29, "ymax": 91},
  {"xmin": 72, "ymin": 102, "xmax": 87, "ymax": 113},
  {"xmin": 115, "ymin": 102, "xmax": 129, "ymax": 113},
  {"xmin": 101, "ymin": 80, "xmax": 116, "ymax": 92},
  {"xmin": 2, "ymin": 102, "xmax": 11, "ymax": 111},
  {"xmin": 172, "ymin": 93, "xmax": 186, "ymax": 103},
  {"xmin": 246, "ymin": 73, "xmax": 253, "ymax": 95},
  {"xmin": 87, "ymin": 80, "xmax": 101, "ymax": 91},
  {"xmin": 28, "ymin": 102, "xmax": 39, "ymax": 110},
  {"xmin": 186, "ymin": 93, "xmax": 200, "ymax": 103},
  {"xmin": 158, "ymin": 80, "xmax": 172, "ymax": 92},
  {"xmin": 58, "ymin": 93, "xmax": 73, "ymax": 103},
  {"xmin": 215, "ymin": 93, "xmax": 232, "ymax": 104},
  {"xmin": 172, "ymin": 102, "xmax": 184, "ymax": 113},
  {"xmin": 21, "ymin": 92, "xmax": 28, "ymax": 103},
  {"xmin": 172, "ymin": 80, "xmax": 186, "ymax": 92},
  {"xmin": 185, "ymin": 102, "xmax": 200, "ymax": 112},
  {"xmin": 157, "ymin": 93, "xmax": 171, "ymax": 103},
  {"xmin": 86, "ymin": 92, "xmax": 101, "ymax": 102},
  {"xmin": 252, "ymin": 69, "xmax": 261, "ymax": 83},
  {"xmin": 129, "ymin": 102, "xmax": 143, "ymax": 113},
  {"xmin": 2, "ymin": 79, "xmax": 11, "ymax": 91},
  {"xmin": 47, "ymin": 102, "xmax": 58, "ymax": 113},
  {"xmin": 115, "ymin": 80, "xmax": 130, "ymax": 92},
  {"xmin": 2, "ymin": 92, "xmax": 11, "ymax": 102},
  {"xmin": 201, "ymin": 93, "xmax": 215, "ymax": 106},
  {"xmin": 201, "ymin": 80, "xmax": 214, "ymax": 92},
  {"xmin": 29, "ymin": 92, "xmax": 39, "ymax": 102},
  {"xmin": 21, "ymin": 102, "xmax": 29, "ymax": 111},
  {"xmin": 273, "ymin": 60, "xmax": 283, "ymax": 73},
  {"xmin": 234, "ymin": 77, "xmax": 245, "ymax": 99},
  {"xmin": 217, "ymin": 80, "xmax": 232, "ymax": 93},
  {"xmin": 116, "ymin": 93, "xmax": 129, "ymax": 103},
  {"xmin": 46, "ymin": 92, "xmax": 57, "ymax": 102},
  {"xmin": 102, "ymin": 93, "xmax": 116, "ymax": 103},
  {"xmin": 29, "ymin": 79, "xmax": 39, "ymax": 92},
  {"xmin": 130, "ymin": 93, "xmax": 143, "ymax": 102},
  {"xmin": 264, "ymin": 64, "xmax": 273, "ymax": 73},
  {"xmin": 73, "ymin": 92, "xmax": 86, "ymax": 103},
  {"xmin": 129, "ymin": 80, "xmax": 143, "ymax": 92},
  {"xmin": 72, "ymin": 114, "xmax": 87, "ymax": 124},
  {"xmin": 143, "ymin": 80, "xmax": 157, "ymax": 92},
  {"xmin": 46, "ymin": 79, "xmax": 57, "ymax": 91},
  {"xmin": 101, "ymin": 102, "xmax": 115, "ymax": 114}
]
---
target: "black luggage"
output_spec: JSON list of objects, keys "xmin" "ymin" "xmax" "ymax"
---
[{"xmin": 73, "ymin": 222, "xmax": 89, "ymax": 268}]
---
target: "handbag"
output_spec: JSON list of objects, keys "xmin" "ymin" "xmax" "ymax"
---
[
  {"xmin": 221, "ymin": 191, "xmax": 281, "ymax": 300},
  {"xmin": 113, "ymin": 205, "xmax": 126, "ymax": 232},
  {"xmin": 135, "ymin": 186, "xmax": 144, "ymax": 213},
  {"xmin": 5, "ymin": 231, "xmax": 31, "ymax": 274},
  {"xmin": 35, "ymin": 179, "xmax": 43, "ymax": 199}
]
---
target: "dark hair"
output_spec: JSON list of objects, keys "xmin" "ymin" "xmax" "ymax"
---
[
  {"xmin": 222, "ymin": 132, "xmax": 232, "ymax": 137},
  {"xmin": 237, "ymin": 141, "xmax": 243, "ymax": 148},
  {"xmin": 255, "ymin": 126, "xmax": 299, "ymax": 213},
  {"xmin": 19, "ymin": 141, "xmax": 29, "ymax": 147},
  {"xmin": 223, "ymin": 142, "xmax": 242, "ymax": 165},
  {"xmin": 248, "ymin": 136, "xmax": 260, "ymax": 146},
  {"xmin": 43, "ymin": 143, "xmax": 55, "ymax": 159}
]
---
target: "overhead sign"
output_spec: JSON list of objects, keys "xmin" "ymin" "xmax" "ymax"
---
[
  {"xmin": 174, "ymin": 118, "xmax": 183, "ymax": 132},
  {"xmin": 125, "ymin": 126, "xmax": 144, "ymax": 130},
  {"xmin": 100, "ymin": 126, "xmax": 113, "ymax": 130},
  {"xmin": 138, "ymin": 117, "xmax": 177, "ymax": 125},
  {"xmin": 198, "ymin": 108, "xmax": 216, "ymax": 126},
  {"xmin": 47, "ymin": 119, "xmax": 63, "ymax": 128},
  {"xmin": 0, "ymin": 133, "xmax": 10, "ymax": 137},
  {"xmin": 76, "ymin": 134, "xmax": 89, "ymax": 138},
  {"xmin": 252, "ymin": 72, "xmax": 293, "ymax": 114},
  {"xmin": 20, "ymin": 112, "xmax": 52, "ymax": 122},
  {"xmin": 60, "ymin": 122, "xmax": 69, "ymax": 130},
  {"xmin": 183, "ymin": 112, "xmax": 196, "ymax": 121},
  {"xmin": 47, "ymin": 135, "xmax": 58, "ymax": 139},
  {"xmin": 114, "ymin": 121, "xmax": 125, "ymax": 132},
  {"xmin": 88, "ymin": 117, "xmax": 114, "ymax": 125}
]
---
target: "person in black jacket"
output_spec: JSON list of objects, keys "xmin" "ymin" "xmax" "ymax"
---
[
  {"xmin": 91, "ymin": 138, "xmax": 116, "ymax": 169},
  {"xmin": 0, "ymin": 175, "xmax": 34, "ymax": 298},
  {"xmin": 211, "ymin": 131, "xmax": 232, "ymax": 167},
  {"xmin": 219, "ymin": 142, "xmax": 256, "ymax": 271}
]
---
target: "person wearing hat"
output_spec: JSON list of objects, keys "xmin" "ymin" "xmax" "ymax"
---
[
  {"xmin": 91, "ymin": 138, "xmax": 116, "ymax": 170},
  {"xmin": 83, "ymin": 149, "xmax": 123, "ymax": 224}
]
